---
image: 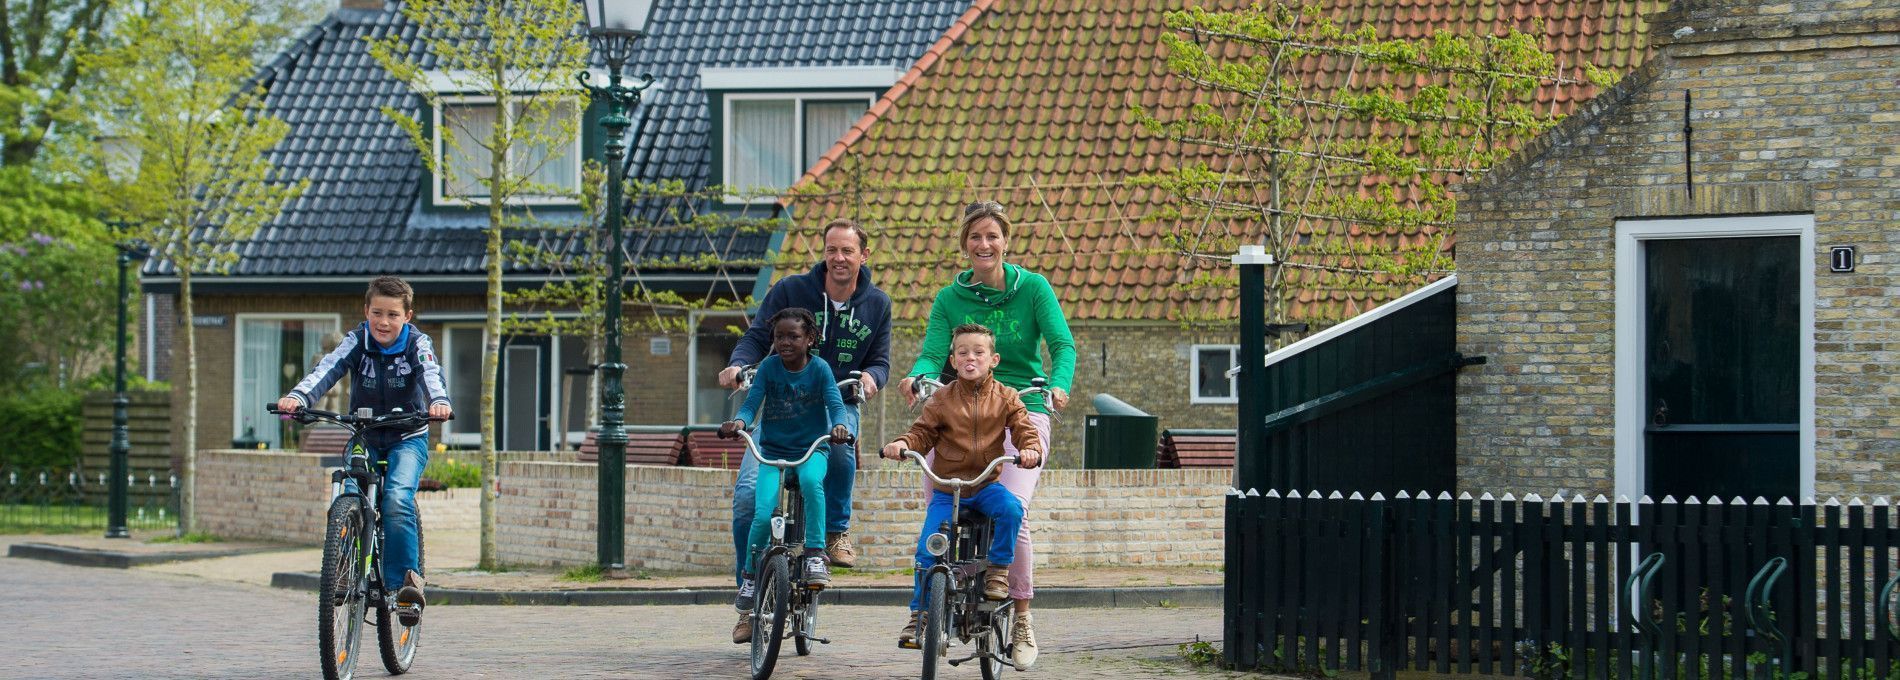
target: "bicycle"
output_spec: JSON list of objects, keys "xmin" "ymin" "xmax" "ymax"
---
[
  {"xmin": 268, "ymin": 404, "xmax": 445, "ymax": 680},
  {"xmin": 727, "ymin": 426, "xmax": 854, "ymax": 680}
]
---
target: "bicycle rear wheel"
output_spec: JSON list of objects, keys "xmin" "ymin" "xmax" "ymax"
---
[
  {"xmin": 318, "ymin": 497, "xmax": 367, "ymax": 680},
  {"xmin": 921, "ymin": 570, "xmax": 949, "ymax": 680},
  {"xmin": 794, "ymin": 590, "xmax": 819, "ymax": 656},
  {"xmin": 377, "ymin": 521, "xmax": 423, "ymax": 674},
  {"xmin": 980, "ymin": 602, "xmax": 1014, "ymax": 680},
  {"xmin": 750, "ymin": 553, "xmax": 790, "ymax": 680}
]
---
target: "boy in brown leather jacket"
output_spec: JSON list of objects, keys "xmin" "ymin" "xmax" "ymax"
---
[{"xmin": 880, "ymin": 322, "xmax": 1043, "ymax": 648}]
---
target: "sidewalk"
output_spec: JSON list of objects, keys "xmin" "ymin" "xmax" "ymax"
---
[{"xmin": 3, "ymin": 529, "xmax": 1225, "ymax": 608}]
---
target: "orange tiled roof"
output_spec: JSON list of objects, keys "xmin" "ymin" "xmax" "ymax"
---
[{"xmin": 782, "ymin": 0, "xmax": 1664, "ymax": 324}]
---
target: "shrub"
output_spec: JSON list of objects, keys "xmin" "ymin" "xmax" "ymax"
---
[
  {"xmin": 0, "ymin": 388, "xmax": 83, "ymax": 470},
  {"xmin": 422, "ymin": 455, "xmax": 480, "ymax": 489}
]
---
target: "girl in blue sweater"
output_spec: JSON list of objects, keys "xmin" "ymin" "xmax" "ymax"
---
[{"xmin": 720, "ymin": 308, "xmax": 851, "ymax": 610}]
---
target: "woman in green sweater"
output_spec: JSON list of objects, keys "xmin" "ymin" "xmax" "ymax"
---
[{"xmin": 895, "ymin": 199, "xmax": 1075, "ymax": 669}]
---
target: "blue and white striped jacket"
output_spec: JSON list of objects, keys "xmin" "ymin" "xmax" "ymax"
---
[{"xmin": 284, "ymin": 322, "xmax": 451, "ymax": 449}]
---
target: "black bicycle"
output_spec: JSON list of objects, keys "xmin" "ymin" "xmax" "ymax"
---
[
  {"xmin": 728, "ymin": 425, "xmax": 853, "ymax": 680},
  {"xmin": 269, "ymin": 404, "xmax": 444, "ymax": 680}
]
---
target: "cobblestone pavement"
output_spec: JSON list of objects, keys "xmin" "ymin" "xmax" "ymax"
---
[{"xmin": 1, "ymin": 556, "xmax": 1263, "ymax": 679}]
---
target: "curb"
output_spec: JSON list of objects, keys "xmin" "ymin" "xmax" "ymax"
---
[
  {"xmin": 270, "ymin": 571, "xmax": 1220, "ymax": 608},
  {"xmin": 8, "ymin": 542, "xmax": 294, "ymax": 569}
]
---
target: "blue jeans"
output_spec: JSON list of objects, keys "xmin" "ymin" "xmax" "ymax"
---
[
  {"xmin": 343, "ymin": 436, "xmax": 428, "ymax": 590},
  {"xmin": 909, "ymin": 484, "xmax": 1023, "ymax": 611},
  {"xmin": 732, "ymin": 404, "xmax": 859, "ymax": 585}
]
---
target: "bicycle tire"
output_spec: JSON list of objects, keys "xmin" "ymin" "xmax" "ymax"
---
[
  {"xmin": 318, "ymin": 496, "xmax": 367, "ymax": 680},
  {"xmin": 750, "ymin": 553, "xmax": 790, "ymax": 680},
  {"xmin": 794, "ymin": 589, "xmax": 819, "ymax": 656},
  {"xmin": 921, "ymin": 570, "xmax": 949, "ymax": 680},
  {"xmin": 981, "ymin": 602, "xmax": 1014, "ymax": 680},
  {"xmin": 377, "ymin": 520, "xmax": 423, "ymax": 674}
]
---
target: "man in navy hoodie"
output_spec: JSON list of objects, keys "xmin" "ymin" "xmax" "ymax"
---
[{"xmin": 719, "ymin": 219, "xmax": 892, "ymax": 643}]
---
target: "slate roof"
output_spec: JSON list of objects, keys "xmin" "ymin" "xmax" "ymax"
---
[
  {"xmin": 781, "ymin": 0, "xmax": 1667, "ymax": 324},
  {"xmin": 153, "ymin": 0, "xmax": 968, "ymax": 280}
]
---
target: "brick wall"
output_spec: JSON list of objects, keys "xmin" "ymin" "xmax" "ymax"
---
[
  {"xmin": 496, "ymin": 462, "xmax": 1229, "ymax": 570},
  {"xmin": 196, "ymin": 449, "xmax": 478, "ymax": 543},
  {"xmin": 1453, "ymin": 1, "xmax": 1900, "ymax": 498}
]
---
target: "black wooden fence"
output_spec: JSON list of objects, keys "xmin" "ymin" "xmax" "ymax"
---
[{"xmin": 1226, "ymin": 490, "xmax": 1900, "ymax": 679}]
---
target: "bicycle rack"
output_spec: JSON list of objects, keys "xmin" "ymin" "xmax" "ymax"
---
[
  {"xmin": 1627, "ymin": 552, "xmax": 1667, "ymax": 680},
  {"xmin": 1744, "ymin": 557, "xmax": 1791, "ymax": 680}
]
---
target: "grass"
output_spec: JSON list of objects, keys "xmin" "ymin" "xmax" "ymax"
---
[
  {"xmin": 150, "ymin": 532, "xmax": 219, "ymax": 544},
  {"xmin": 0, "ymin": 504, "xmax": 107, "ymax": 534},
  {"xmin": 562, "ymin": 564, "xmax": 605, "ymax": 583}
]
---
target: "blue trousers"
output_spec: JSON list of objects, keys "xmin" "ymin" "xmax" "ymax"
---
[
  {"xmin": 342, "ymin": 436, "xmax": 428, "ymax": 590},
  {"xmin": 909, "ymin": 483, "xmax": 1023, "ymax": 611},
  {"xmin": 742, "ymin": 454, "xmax": 826, "ymax": 576},
  {"xmin": 732, "ymin": 404, "xmax": 859, "ymax": 585}
]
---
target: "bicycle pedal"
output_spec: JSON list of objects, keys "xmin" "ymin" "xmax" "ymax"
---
[{"xmin": 394, "ymin": 602, "xmax": 422, "ymax": 626}]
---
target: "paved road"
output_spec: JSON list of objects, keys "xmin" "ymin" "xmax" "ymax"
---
[{"xmin": 1, "ymin": 556, "xmax": 1255, "ymax": 679}]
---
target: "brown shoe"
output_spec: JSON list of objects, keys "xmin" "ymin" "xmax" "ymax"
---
[
  {"xmin": 896, "ymin": 610, "xmax": 922, "ymax": 649},
  {"xmin": 825, "ymin": 531, "xmax": 858, "ymax": 568},
  {"xmin": 733, "ymin": 611, "xmax": 752, "ymax": 644},
  {"xmin": 394, "ymin": 570, "xmax": 425, "ymax": 626},
  {"xmin": 982, "ymin": 565, "xmax": 1009, "ymax": 601}
]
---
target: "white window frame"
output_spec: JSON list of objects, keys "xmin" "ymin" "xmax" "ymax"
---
[
  {"xmin": 686, "ymin": 310, "xmax": 748, "ymax": 424},
  {"xmin": 720, "ymin": 92, "xmax": 874, "ymax": 205},
  {"xmin": 431, "ymin": 94, "xmax": 584, "ymax": 207},
  {"xmin": 1613, "ymin": 214, "xmax": 1815, "ymax": 503},
  {"xmin": 1190, "ymin": 344, "xmax": 1240, "ymax": 405},
  {"xmin": 438, "ymin": 323, "xmax": 485, "ymax": 448},
  {"xmin": 231, "ymin": 313, "xmax": 344, "ymax": 443}
]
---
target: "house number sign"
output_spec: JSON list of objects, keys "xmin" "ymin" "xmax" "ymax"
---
[{"xmin": 1829, "ymin": 246, "xmax": 1856, "ymax": 273}]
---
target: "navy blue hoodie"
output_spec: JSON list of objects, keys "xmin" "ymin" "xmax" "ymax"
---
[
  {"xmin": 286, "ymin": 322, "xmax": 451, "ymax": 449},
  {"xmin": 728, "ymin": 263, "xmax": 893, "ymax": 402}
]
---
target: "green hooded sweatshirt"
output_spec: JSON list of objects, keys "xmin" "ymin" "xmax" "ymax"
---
[{"xmin": 906, "ymin": 263, "xmax": 1075, "ymax": 414}]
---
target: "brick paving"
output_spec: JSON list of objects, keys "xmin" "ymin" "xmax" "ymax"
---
[{"xmin": 1, "ymin": 554, "xmax": 1266, "ymax": 679}]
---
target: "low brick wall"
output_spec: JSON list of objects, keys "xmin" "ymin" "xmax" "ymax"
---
[
  {"xmin": 196, "ymin": 449, "xmax": 479, "ymax": 544},
  {"xmin": 496, "ymin": 463, "xmax": 1228, "ymax": 571}
]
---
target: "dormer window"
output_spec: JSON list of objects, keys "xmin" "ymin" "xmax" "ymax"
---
[
  {"xmin": 433, "ymin": 96, "xmax": 583, "ymax": 206},
  {"xmin": 703, "ymin": 66, "xmax": 900, "ymax": 204}
]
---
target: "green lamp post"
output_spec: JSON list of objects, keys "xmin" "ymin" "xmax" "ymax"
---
[
  {"xmin": 107, "ymin": 224, "xmax": 151, "ymax": 538},
  {"xmin": 579, "ymin": 0, "xmax": 655, "ymax": 576}
]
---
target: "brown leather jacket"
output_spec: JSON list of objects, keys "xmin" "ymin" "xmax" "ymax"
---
[{"xmin": 895, "ymin": 375, "xmax": 1042, "ymax": 497}]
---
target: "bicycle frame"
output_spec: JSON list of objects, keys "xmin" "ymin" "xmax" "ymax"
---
[{"xmin": 899, "ymin": 450, "xmax": 1020, "ymax": 657}]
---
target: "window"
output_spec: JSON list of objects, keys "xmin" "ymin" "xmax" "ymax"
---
[
  {"xmin": 723, "ymin": 94, "xmax": 870, "ymax": 202},
  {"xmin": 234, "ymin": 316, "xmax": 341, "ymax": 448},
  {"xmin": 1191, "ymin": 345, "xmax": 1240, "ymax": 404},
  {"xmin": 689, "ymin": 312, "xmax": 746, "ymax": 424},
  {"xmin": 441, "ymin": 326, "xmax": 484, "ymax": 447},
  {"xmin": 434, "ymin": 97, "xmax": 582, "ymax": 206},
  {"xmin": 555, "ymin": 334, "xmax": 593, "ymax": 448}
]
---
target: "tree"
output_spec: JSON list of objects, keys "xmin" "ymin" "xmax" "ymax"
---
[
  {"xmin": 79, "ymin": 0, "xmax": 307, "ymax": 532},
  {"xmin": 1134, "ymin": 2, "xmax": 1615, "ymax": 329},
  {"xmin": 0, "ymin": 0, "xmax": 111, "ymax": 167},
  {"xmin": 369, "ymin": 0, "xmax": 590, "ymax": 571},
  {"xmin": 0, "ymin": 167, "xmax": 113, "ymax": 388}
]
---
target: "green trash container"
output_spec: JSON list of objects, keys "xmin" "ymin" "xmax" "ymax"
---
[{"xmin": 1083, "ymin": 394, "xmax": 1157, "ymax": 469}]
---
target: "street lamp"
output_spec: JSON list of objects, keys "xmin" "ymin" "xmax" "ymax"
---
[
  {"xmin": 107, "ymin": 221, "xmax": 151, "ymax": 538},
  {"xmin": 579, "ymin": 0, "xmax": 655, "ymax": 577}
]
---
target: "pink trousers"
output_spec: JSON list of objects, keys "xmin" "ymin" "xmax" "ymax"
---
[{"xmin": 925, "ymin": 410, "xmax": 1049, "ymax": 601}]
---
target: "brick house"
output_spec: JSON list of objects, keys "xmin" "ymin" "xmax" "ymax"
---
[
  {"xmin": 1454, "ymin": 0, "xmax": 1899, "ymax": 500},
  {"xmin": 141, "ymin": 0, "xmax": 970, "ymax": 454},
  {"xmin": 780, "ymin": 0, "xmax": 1664, "ymax": 453}
]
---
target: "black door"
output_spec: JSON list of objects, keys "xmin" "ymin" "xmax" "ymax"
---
[
  {"xmin": 497, "ymin": 336, "xmax": 551, "ymax": 451},
  {"xmin": 1643, "ymin": 236, "xmax": 1799, "ymax": 501}
]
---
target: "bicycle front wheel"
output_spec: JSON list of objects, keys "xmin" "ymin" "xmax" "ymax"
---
[
  {"xmin": 377, "ymin": 521, "xmax": 422, "ymax": 674},
  {"xmin": 921, "ymin": 570, "xmax": 949, "ymax": 680},
  {"xmin": 318, "ymin": 496, "xmax": 367, "ymax": 680},
  {"xmin": 750, "ymin": 553, "xmax": 790, "ymax": 680}
]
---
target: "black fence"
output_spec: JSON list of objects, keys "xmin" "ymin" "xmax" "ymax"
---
[
  {"xmin": 1226, "ymin": 490, "xmax": 1900, "ymax": 679},
  {"xmin": 0, "ymin": 468, "xmax": 181, "ymax": 533}
]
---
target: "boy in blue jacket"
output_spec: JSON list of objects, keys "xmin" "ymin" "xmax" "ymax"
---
[{"xmin": 277, "ymin": 276, "xmax": 451, "ymax": 623}]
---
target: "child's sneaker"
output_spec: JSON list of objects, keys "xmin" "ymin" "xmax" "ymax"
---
[
  {"xmin": 802, "ymin": 551, "xmax": 831, "ymax": 589},
  {"xmin": 734, "ymin": 577, "xmax": 757, "ymax": 611},
  {"xmin": 896, "ymin": 610, "xmax": 922, "ymax": 649},
  {"xmin": 982, "ymin": 565, "xmax": 1009, "ymax": 601}
]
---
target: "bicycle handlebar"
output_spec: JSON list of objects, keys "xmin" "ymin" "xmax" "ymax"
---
[
  {"xmin": 265, "ymin": 404, "xmax": 449, "ymax": 430},
  {"xmin": 897, "ymin": 449, "xmax": 1019, "ymax": 489},
  {"xmin": 732, "ymin": 430, "xmax": 851, "ymax": 469}
]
